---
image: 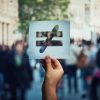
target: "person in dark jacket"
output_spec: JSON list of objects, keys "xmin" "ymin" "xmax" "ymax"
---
[
  {"xmin": 7, "ymin": 40, "xmax": 33, "ymax": 100},
  {"xmin": 0, "ymin": 45, "xmax": 10, "ymax": 94},
  {"xmin": 90, "ymin": 48, "xmax": 100, "ymax": 100}
]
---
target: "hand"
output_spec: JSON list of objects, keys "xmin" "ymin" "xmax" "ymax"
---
[
  {"xmin": 43, "ymin": 56, "xmax": 64, "ymax": 88},
  {"xmin": 42, "ymin": 56, "xmax": 64, "ymax": 100}
]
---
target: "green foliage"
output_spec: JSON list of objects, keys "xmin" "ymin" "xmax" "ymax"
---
[{"xmin": 18, "ymin": 0, "xmax": 70, "ymax": 34}]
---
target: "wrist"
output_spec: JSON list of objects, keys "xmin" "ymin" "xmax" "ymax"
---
[
  {"xmin": 42, "ymin": 80, "xmax": 57, "ymax": 91},
  {"xmin": 42, "ymin": 80, "xmax": 56, "ymax": 92},
  {"xmin": 42, "ymin": 81, "xmax": 57, "ymax": 100}
]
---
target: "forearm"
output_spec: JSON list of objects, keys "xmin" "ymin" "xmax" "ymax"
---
[
  {"xmin": 42, "ymin": 56, "xmax": 64, "ymax": 100},
  {"xmin": 42, "ymin": 81, "xmax": 57, "ymax": 100}
]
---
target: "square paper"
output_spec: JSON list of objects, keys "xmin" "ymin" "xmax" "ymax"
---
[{"xmin": 27, "ymin": 21, "xmax": 70, "ymax": 59}]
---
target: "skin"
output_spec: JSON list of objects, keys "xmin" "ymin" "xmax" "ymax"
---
[
  {"xmin": 42, "ymin": 56, "xmax": 64, "ymax": 100},
  {"xmin": 15, "ymin": 43, "xmax": 24, "ymax": 54}
]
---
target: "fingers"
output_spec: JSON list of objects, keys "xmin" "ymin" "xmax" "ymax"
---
[
  {"xmin": 51, "ymin": 58, "xmax": 62, "ymax": 69},
  {"xmin": 42, "ymin": 56, "xmax": 63, "ymax": 71},
  {"xmin": 45, "ymin": 56, "xmax": 53, "ymax": 71}
]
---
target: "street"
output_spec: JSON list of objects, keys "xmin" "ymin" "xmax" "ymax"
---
[{"xmin": 26, "ymin": 75, "xmax": 88, "ymax": 100}]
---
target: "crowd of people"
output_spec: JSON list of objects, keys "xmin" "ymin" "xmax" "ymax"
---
[
  {"xmin": 0, "ymin": 38, "xmax": 100, "ymax": 100},
  {"xmin": 60, "ymin": 38, "xmax": 100, "ymax": 100},
  {"xmin": 0, "ymin": 40, "xmax": 33, "ymax": 100},
  {"xmin": 0, "ymin": 40, "xmax": 63, "ymax": 100}
]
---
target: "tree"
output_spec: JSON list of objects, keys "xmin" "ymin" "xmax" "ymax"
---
[{"xmin": 18, "ymin": 0, "xmax": 70, "ymax": 35}]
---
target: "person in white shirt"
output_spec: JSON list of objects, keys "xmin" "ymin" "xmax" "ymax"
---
[{"xmin": 66, "ymin": 39, "xmax": 82, "ymax": 93}]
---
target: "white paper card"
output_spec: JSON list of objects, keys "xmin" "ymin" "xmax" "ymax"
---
[{"xmin": 27, "ymin": 21, "xmax": 70, "ymax": 59}]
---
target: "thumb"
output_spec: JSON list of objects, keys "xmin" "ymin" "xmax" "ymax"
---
[{"xmin": 45, "ymin": 56, "xmax": 52, "ymax": 72}]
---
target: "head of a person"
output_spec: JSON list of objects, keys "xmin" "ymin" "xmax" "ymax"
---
[
  {"xmin": 87, "ymin": 41, "xmax": 93, "ymax": 50},
  {"xmin": 14, "ymin": 40, "xmax": 24, "ymax": 54},
  {"xmin": 82, "ymin": 39, "xmax": 87, "ymax": 45},
  {"xmin": 70, "ymin": 38, "xmax": 74, "ymax": 44},
  {"xmin": 77, "ymin": 51, "xmax": 88, "ymax": 67}
]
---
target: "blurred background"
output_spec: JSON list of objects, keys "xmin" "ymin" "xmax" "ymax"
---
[{"xmin": 0, "ymin": 0, "xmax": 100, "ymax": 100}]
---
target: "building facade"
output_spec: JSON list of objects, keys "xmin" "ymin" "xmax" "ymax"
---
[
  {"xmin": 0, "ymin": 0, "xmax": 19, "ymax": 46},
  {"xmin": 68, "ymin": 0, "xmax": 100, "ymax": 41}
]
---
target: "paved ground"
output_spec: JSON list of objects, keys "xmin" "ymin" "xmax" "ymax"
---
[
  {"xmin": 27, "ymin": 81, "xmax": 42, "ymax": 100},
  {"xmin": 26, "ymin": 76, "xmax": 89, "ymax": 100}
]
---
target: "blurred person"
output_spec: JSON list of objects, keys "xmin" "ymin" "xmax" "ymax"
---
[
  {"xmin": 0, "ymin": 45, "xmax": 5, "ymax": 98},
  {"xmin": 0, "ymin": 45, "xmax": 10, "ymax": 96},
  {"xmin": 82, "ymin": 40, "xmax": 87, "ymax": 50},
  {"xmin": 65, "ymin": 39, "xmax": 82, "ymax": 93},
  {"xmin": 56, "ymin": 59, "xmax": 67, "ymax": 99},
  {"xmin": 29, "ymin": 59, "xmax": 36, "ymax": 82},
  {"xmin": 7, "ymin": 40, "xmax": 33, "ymax": 100},
  {"xmin": 33, "ymin": 61, "xmax": 41, "ymax": 82},
  {"xmin": 83, "ymin": 41, "xmax": 97, "ymax": 68},
  {"xmin": 77, "ymin": 51, "xmax": 88, "ymax": 98},
  {"xmin": 80, "ymin": 41, "xmax": 97, "ymax": 99},
  {"xmin": 42, "ymin": 56, "xmax": 64, "ymax": 100},
  {"xmin": 39, "ymin": 63, "xmax": 45, "ymax": 79},
  {"xmin": 89, "ymin": 47, "xmax": 100, "ymax": 100},
  {"xmin": 0, "ymin": 45, "xmax": 11, "ymax": 100}
]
